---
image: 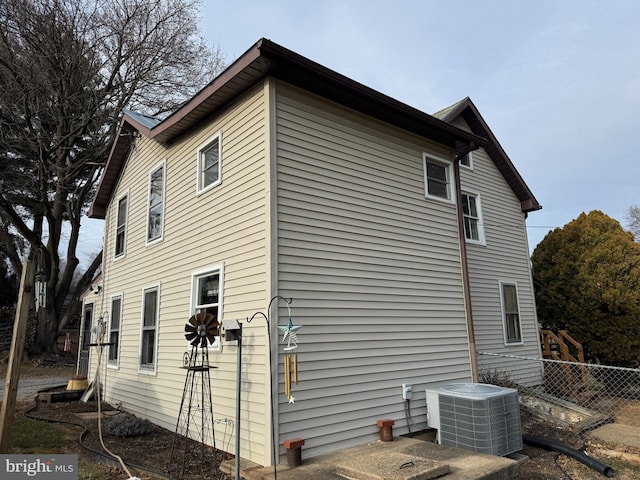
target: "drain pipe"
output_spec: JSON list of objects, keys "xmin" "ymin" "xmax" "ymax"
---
[
  {"xmin": 454, "ymin": 144, "xmax": 478, "ymax": 382},
  {"xmin": 523, "ymin": 435, "xmax": 614, "ymax": 477}
]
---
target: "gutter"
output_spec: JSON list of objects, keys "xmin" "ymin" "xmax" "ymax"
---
[{"xmin": 454, "ymin": 143, "xmax": 479, "ymax": 382}]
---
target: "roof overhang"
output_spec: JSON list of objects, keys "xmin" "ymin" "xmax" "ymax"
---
[
  {"xmin": 436, "ymin": 97, "xmax": 542, "ymax": 213},
  {"xmin": 89, "ymin": 38, "xmax": 487, "ymax": 218}
]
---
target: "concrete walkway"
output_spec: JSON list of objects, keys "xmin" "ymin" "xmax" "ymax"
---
[
  {"xmin": 0, "ymin": 374, "xmax": 71, "ymax": 402},
  {"xmin": 221, "ymin": 436, "xmax": 522, "ymax": 480}
]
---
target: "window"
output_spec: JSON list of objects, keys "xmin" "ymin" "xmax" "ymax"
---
[
  {"xmin": 191, "ymin": 265, "xmax": 223, "ymax": 351},
  {"xmin": 460, "ymin": 151, "xmax": 473, "ymax": 169},
  {"xmin": 423, "ymin": 154, "xmax": 453, "ymax": 201},
  {"xmin": 147, "ymin": 162, "xmax": 165, "ymax": 244},
  {"xmin": 81, "ymin": 303, "xmax": 93, "ymax": 351},
  {"xmin": 197, "ymin": 133, "xmax": 222, "ymax": 193},
  {"xmin": 461, "ymin": 193, "xmax": 485, "ymax": 244},
  {"xmin": 140, "ymin": 285, "xmax": 160, "ymax": 372},
  {"xmin": 115, "ymin": 194, "xmax": 128, "ymax": 258},
  {"xmin": 500, "ymin": 282, "xmax": 522, "ymax": 344},
  {"xmin": 108, "ymin": 295, "xmax": 123, "ymax": 366}
]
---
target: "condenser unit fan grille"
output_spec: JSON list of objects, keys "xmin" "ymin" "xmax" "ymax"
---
[
  {"xmin": 426, "ymin": 383, "xmax": 522, "ymax": 457},
  {"xmin": 438, "ymin": 392, "xmax": 522, "ymax": 456}
]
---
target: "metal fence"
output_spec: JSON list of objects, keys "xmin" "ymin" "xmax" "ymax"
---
[{"xmin": 477, "ymin": 351, "xmax": 640, "ymax": 428}]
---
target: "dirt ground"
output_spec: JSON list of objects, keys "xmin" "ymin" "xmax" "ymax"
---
[{"xmin": 22, "ymin": 398, "xmax": 232, "ymax": 480}]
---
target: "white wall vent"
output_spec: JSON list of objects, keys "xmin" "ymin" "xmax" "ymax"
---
[{"xmin": 425, "ymin": 383, "xmax": 522, "ymax": 456}]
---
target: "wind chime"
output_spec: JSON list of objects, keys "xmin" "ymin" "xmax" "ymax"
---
[{"xmin": 278, "ymin": 304, "xmax": 302, "ymax": 403}]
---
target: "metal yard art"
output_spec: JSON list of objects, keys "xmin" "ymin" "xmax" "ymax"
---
[{"xmin": 278, "ymin": 305, "xmax": 302, "ymax": 404}]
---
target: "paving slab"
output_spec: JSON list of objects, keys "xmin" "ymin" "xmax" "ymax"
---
[
  {"xmin": 336, "ymin": 450, "xmax": 450, "ymax": 480},
  {"xmin": 589, "ymin": 424, "xmax": 640, "ymax": 450}
]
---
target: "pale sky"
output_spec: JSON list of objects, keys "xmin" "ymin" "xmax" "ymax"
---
[
  {"xmin": 80, "ymin": 0, "xmax": 640, "ymax": 266},
  {"xmin": 199, "ymin": 0, "xmax": 640, "ymax": 249}
]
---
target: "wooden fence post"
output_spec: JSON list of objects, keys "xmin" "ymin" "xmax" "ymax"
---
[{"xmin": 0, "ymin": 260, "xmax": 35, "ymax": 453}]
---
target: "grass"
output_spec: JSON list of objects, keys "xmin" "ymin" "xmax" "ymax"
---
[{"xmin": 9, "ymin": 415, "xmax": 65, "ymax": 452}]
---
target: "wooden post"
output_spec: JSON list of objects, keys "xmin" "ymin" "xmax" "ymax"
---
[{"xmin": 0, "ymin": 260, "xmax": 35, "ymax": 453}]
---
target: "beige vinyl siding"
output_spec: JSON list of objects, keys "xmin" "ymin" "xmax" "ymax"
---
[
  {"xmin": 274, "ymin": 83, "xmax": 472, "ymax": 459},
  {"xmin": 95, "ymin": 84, "xmax": 272, "ymax": 465},
  {"xmin": 457, "ymin": 122, "xmax": 542, "ymax": 385}
]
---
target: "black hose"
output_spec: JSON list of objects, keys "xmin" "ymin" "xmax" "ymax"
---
[
  {"xmin": 24, "ymin": 390, "xmax": 178, "ymax": 480},
  {"xmin": 523, "ymin": 434, "xmax": 614, "ymax": 478}
]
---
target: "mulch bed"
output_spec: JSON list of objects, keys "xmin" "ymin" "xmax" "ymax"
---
[{"xmin": 24, "ymin": 398, "xmax": 232, "ymax": 480}]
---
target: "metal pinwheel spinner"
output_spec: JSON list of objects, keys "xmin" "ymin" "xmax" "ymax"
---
[{"xmin": 184, "ymin": 312, "xmax": 220, "ymax": 348}]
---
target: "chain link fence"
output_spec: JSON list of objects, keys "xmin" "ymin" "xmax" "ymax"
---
[{"xmin": 478, "ymin": 351, "xmax": 640, "ymax": 428}]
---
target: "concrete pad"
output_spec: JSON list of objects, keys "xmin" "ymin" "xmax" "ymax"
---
[
  {"xmin": 222, "ymin": 437, "xmax": 519, "ymax": 480},
  {"xmin": 590, "ymin": 424, "xmax": 640, "ymax": 450},
  {"xmin": 336, "ymin": 451, "xmax": 449, "ymax": 480}
]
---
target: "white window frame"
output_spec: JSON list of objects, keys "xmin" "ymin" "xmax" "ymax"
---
[
  {"xmin": 460, "ymin": 151, "xmax": 474, "ymax": 169},
  {"xmin": 114, "ymin": 191, "xmax": 129, "ymax": 259},
  {"xmin": 146, "ymin": 160, "xmax": 166, "ymax": 245},
  {"xmin": 423, "ymin": 153, "xmax": 455, "ymax": 202},
  {"xmin": 108, "ymin": 293, "xmax": 123, "ymax": 367},
  {"xmin": 81, "ymin": 302, "xmax": 94, "ymax": 352},
  {"xmin": 499, "ymin": 281, "xmax": 523, "ymax": 345},
  {"xmin": 461, "ymin": 191, "xmax": 485, "ymax": 245},
  {"xmin": 139, "ymin": 283, "xmax": 160, "ymax": 374},
  {"xmin": 189, "ymin": 264, "xmax": 224, "ymax": 352},
  {"xmin": 196, "ymin": 132, "xmax": 222, "ymax": 194}
]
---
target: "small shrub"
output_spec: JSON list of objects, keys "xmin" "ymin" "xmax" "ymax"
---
[
  {"xmin": 105, "ymin": 413, "xmax": 153, "ymax": 438},
  {"xmin": 479, "ymin": 369, "xmax": 518, "ymax": 389}
]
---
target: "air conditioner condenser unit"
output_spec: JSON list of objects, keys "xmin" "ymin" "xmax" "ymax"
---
[{"xmin": 425, "ymin": 383, "xmax": 522, "ymax": 456}]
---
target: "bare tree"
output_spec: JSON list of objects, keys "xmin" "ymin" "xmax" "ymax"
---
[
  {"xmin": 0, "ymin": 0, "xmax": 225, "ymax": 354},
  {"xmin": 625, "ymin": 205, "xmax": 640, "ymax": 241}
]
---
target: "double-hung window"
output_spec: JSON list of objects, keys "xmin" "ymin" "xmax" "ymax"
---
[
  {"xmin": 147, "ymin": 162, "xmax": 165, "ymax": 244},
  {"xmin": 191, "ymin": 265, "xmax": 223, "ymax": 351},
  {"xmin": 500, "ymin": 281, "xmax": 522, "ymax": 344},
  {"xmin": 423, "ymin": 154, "xmax": 453, "ymax": 201},
  {"xmin": 115, "ymin": 194, "xmax": 128, "ymax": 258},
  {"xmin": 197, "ymin": 132, "xmax": 222, "ymax": 193},
  {"xmin": 461, "ymin": 193, "xmax": 485, "ymax": 244},
  {"xmin": 140, "ymin": 285, "xmax": 160, "ymax": 372},
  {"xmin": 108, "ymin": 295, "xmax": 123, "ymax": 366}
]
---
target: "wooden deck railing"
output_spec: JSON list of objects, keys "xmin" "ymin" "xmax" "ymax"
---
[
  {"xmin": 540, "ymin": 328, "xmax": 589, "ymax": 390},
  {"xmin": 540, "ymin": 329, "xmax": 585, "ymax": 363}
]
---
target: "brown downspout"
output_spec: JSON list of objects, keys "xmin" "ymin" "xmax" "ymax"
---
[{"xmin": 454, "ymin": 143, "xmax": 478, "ymax": 382}]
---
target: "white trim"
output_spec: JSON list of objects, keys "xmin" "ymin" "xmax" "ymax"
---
[
  {"xmin": 107, "ymin": 293, "xmax": 124, "ymax": 368},
  {"xmin": 138, "ymin": 283, "xmax": 161, "ymax": 375},
  {"xmin": 423, "ymin": 153, "xmax": 455, "ymax": 203},
  {"xmin": 145, "ymin": 159, "xmax": 166, "ymax": 246},
  {"xmin": 196, "ymin": 131, "xmax": 223, "ymax": 195},
  {"xmin": 113, "ymin": 190, "xmax": 129, "ymax": 261},
  {"xmin": 189, "ymin": 263, "xmax": 224, "ymax": 352},
  {"xmin": 460, "ymin": 151, "xmax": 474, "ymax": 170},
  {"xmin": 498, "ymin": 280, "xmax": 523, "ymax": 346},
  {"xmin": 461, "ymin": 191, "xmax": 486, "ymax": 245}
]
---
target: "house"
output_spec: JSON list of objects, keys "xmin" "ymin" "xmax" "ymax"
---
[{"xmin": 84, "ymin": 38, "xmax": 542, "ymax": 467}]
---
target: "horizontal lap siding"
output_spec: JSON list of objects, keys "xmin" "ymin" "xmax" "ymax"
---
[
  {"xmin": 274, "ymin": 85, "xmax": 472, "ymax": 459},
  {"xmin": 456, "ymin": 123, "xmax": 542, "ymax": 386},
  {"xmin": 97, "ymin": 85, "xmax": 271, "ymax": 465}
]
